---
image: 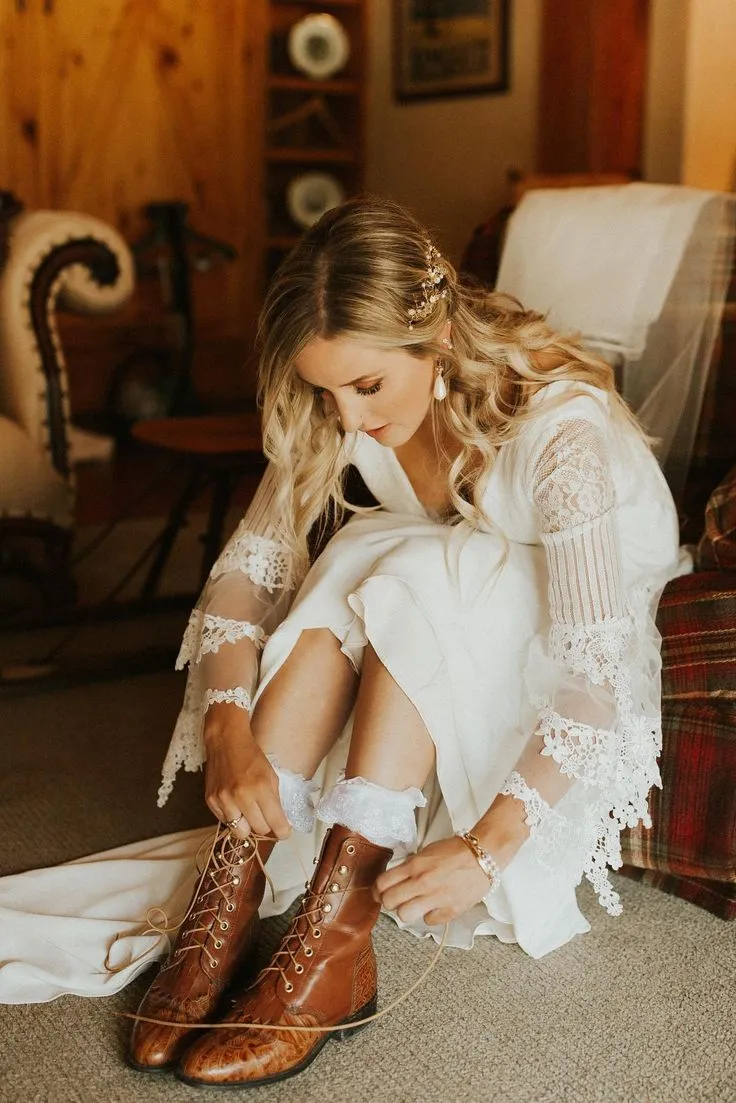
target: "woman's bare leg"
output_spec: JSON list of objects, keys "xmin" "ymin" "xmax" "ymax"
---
[
  {"xmin": 345, "ymin": 644, "xmax": 435, "ymax": 789},
  {"xmin": 253, "ymin": 629, "xmax": 434, "ymax": 789},
  {"xmin": 251, "ymin": 628, "xmax": 358, "ymax": 776}
]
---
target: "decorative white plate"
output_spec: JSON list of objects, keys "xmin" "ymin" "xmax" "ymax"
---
[
  {"xmin": 287, "ymin": 13, "xmax": 351, "ymax": 80},
  {"xmin": 286, "ymin": 172, "xmax": 346, "ymax": 229}
]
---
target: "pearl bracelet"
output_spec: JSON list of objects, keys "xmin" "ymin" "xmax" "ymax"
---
[{"xmin": 456, "ymin": 831, "xmax": 501, "ymax": 893}]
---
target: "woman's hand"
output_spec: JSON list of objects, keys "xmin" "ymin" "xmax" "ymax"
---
[
  {"xmin": 373, "ymin": 836, "xmax": 493, "ymax": 926},
  {"xmin": 203, "ymin": 707, "xmax": 291, "ymax": 841}
]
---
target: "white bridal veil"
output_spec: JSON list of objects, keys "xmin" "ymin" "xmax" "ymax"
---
[{"xmin": 497, "ymin": 182, "xmax": 736, "ymax": 502}]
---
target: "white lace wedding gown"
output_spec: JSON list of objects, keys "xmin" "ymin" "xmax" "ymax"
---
[{"xmin": 0, "ymin": 382, "xmax": 684, "ymax": 1003}]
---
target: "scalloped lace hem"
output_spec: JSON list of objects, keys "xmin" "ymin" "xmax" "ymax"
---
[
  {"xmin": 210, "ymin": 528, "xmax": 294, "ymax": 592},
  {"xmin": 176, "ymin": 610, "xmax": 267, "ymax": 669},
  {"xmin": 203, "ymin": 687, "xmax": 252, "ymax": 712}
]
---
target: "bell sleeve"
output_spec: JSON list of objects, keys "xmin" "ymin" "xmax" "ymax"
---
[
  {"xmin": 497, "ymin": 416, "xmax": 663, "ymax": 915},
  {"xmin": 157, "ymin": 464, "xmax": 302, "ymax": 807}
]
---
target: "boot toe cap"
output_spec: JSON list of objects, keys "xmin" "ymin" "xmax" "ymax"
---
[
  {"xmin": 177, "ymin": 1027, "xmax": 317, "ymax": 1086},
  {"xmin": 128, "ymin": 1021, "xmax": 192, "ymax": 1071}
]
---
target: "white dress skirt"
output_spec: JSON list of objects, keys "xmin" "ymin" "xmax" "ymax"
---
[
  {"xmin": 252, "ymin": 510, "xmax": 592, "ymax": 957},
  {"xmin": 0, "ymin": 382, "xmax": 685, "ymax": 1003}
]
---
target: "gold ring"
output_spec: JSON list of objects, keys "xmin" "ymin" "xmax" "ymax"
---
[{"xmin": 225, "ymin": 815, "xmax": 244, "ymax": 829}]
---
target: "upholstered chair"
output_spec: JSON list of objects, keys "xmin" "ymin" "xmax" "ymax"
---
[{"xmin": 0, "ymin": 192, "xmax": 134, "ymax": 612}]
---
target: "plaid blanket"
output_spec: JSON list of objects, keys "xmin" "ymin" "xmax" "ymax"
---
[
  {"xmin": 619, "ymin": 570, "xmax": 736, "ymax": 919},
  {"xmin": 697, "ymin": 465, "xmax": 736, "ymax": 570}
]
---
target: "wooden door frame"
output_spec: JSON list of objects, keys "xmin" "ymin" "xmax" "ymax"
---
[{"xmin": 537, "ymin": 0, "xmax": 651, "ymax": 175}]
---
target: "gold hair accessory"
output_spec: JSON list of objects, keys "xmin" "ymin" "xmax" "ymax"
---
[
  {"xmin": 456, "ymin": 831, "xmax": 501, "ymax": 892},
  {"xmin": 408, "ymin": 244, "xmax": 449, "ymax": 330}
]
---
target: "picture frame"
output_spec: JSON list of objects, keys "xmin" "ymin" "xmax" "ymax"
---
[{"xmin": 394, "ymin": 0, "xmax": 510, "ymax": 102}]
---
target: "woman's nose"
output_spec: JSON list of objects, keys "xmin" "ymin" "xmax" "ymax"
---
[{"xmin": 333, "ymin": 397, "xmax": 363, "ymax": 433}]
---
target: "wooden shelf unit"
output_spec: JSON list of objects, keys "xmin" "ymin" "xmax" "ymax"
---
[{"xmin": 263, "ymin": 0, "xmax": 367, "ymax": 279}]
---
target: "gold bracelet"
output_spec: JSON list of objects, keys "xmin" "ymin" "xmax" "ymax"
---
[{"xmin": 456, "ymin": 831, "xmax": 501, "ymax": 893}]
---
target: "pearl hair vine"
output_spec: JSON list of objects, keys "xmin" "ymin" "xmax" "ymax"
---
[{"xmin": 407, "ymin": 244, "xmax": 450, "ymax": 330}]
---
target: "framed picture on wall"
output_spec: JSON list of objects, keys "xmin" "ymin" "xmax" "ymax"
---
[{"xmin": 394, "ymin": 0, "xmax": 509, "ymax": 101}]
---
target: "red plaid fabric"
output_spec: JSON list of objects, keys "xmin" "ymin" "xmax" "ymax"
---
[
  {"xmin": 697, "ymin": 464, "xmax": 736, "ymax": 570},
  {"xmin": 619, "ymin": 570, "xmax": 736, "ymax": 919}
]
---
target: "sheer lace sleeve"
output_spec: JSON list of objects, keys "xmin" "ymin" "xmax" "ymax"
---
[
  {"xmin": 498, "ymin": 417, "xmax": 662, "ymax": 914},
  {"xmin": 158, "ymin": 465, "xmax": 303, "ymax": 806}
]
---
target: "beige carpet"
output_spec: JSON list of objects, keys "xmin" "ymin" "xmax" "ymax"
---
[{"xmin": 0, "ymin": 672, "xmax": 734, "ymax": 1103}]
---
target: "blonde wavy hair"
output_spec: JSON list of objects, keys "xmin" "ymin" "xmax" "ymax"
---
[{"xmin": 257, "ymin": 195, "xmax": 639, "ymax": 573}]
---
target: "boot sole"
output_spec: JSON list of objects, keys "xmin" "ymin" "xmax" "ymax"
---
[{"xmin": 175, "ymin": 994, "xmax": 378, "ymax": 1089}]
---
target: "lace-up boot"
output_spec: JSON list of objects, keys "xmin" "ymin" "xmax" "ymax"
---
[
  {"xmin": 177, "ymin": 824, "xmax": 392, "ymax": 1087},
  {"xmin": 128, "ymin": 829, "xmax": 275, "ymax": 1072}
]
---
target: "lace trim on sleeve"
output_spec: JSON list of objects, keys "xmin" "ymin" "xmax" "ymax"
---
[
  {"xmin": 500, "ymin": 769, "xmax": 570, "ymax": 867},
  {"xmin": 547, "ymin": 616, "xmax": 633, "ymax": 688},
  {"xmin": 532, "ymin": 419, "xmax": 615, "ymax": 532},
  {"xmin": 202, "ymin": 687, "xmax": 252, "ymax": 713},
  {"xmin": 512, "ymin": 417, "xmax": 663, "ymax": 916},
  {"xmin": 210, "ymin": 526, "xmax": 295, "ymax": 592},
  {"xmin": 157, "ymin": 675, "xmax": 204, "ymax": 807},
  {"xmin": 501, "ymin": 770, "xmax": 552, "ymax": 829},
  {"xmin": 176, "ymin": 610, "xmax": 267, "ymax": 670}
]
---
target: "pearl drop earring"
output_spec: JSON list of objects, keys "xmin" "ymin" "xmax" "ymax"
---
[{"xmin": 433, "ymin": 364, "xmax": 448, "ymax": 401}]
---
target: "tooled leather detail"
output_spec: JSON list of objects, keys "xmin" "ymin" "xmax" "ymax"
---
[
  {"xmin": 179, "ymin": 826, "xmax": 393, "ymax": 1085},
  {"xmin": 352, "ymin": 946, "xmax": 377, "ymax": 1011},
  {"xmin": 182, "ymin": 1011, "xmax": 322, "ymax": 1083},
  {"xmin": 140, "ymin": 985, "xmax": 216, "ymax": 1026}
]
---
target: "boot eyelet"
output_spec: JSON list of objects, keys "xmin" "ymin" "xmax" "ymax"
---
[
  {"xmin": 305, "ymin": 947, "xmax": 313, "ymax": 957},
  {"xmin": 284, "ymin": 982, "xmax": 294, "ymax": 993},
  {"xmin": 323, "ymin": 903, "xmax": 332, "ymax": 913},
  {"xmin": 313, "ymin": 928, "xmax": 322, "ymax": 938},
  {"xmin": 338, "ymin": 865, "xmax": 348, "ymax": 875},
  {"xmin": 231, "ymin": 876, "xmax": 241, "ymax": 885},
  {"xmin": 346, "ymin": 845, "xmax": 356, "ymax": 854},
  {"xmin": 214, "ymin": 939, "xmax": 223, "ymax": 949},
  {"xmin": 209, "ymin": 958, "xmax": 219, "ymax": 968},
  {"xmin": 226, "ymin": 902, "xmax": 236, "ymax": 912},
  {"xmin": 330, "ymin": 882, "xmax": 340, "ymax": 892},
  {"xmin": 295, "ymin": 964, "xmax": 304, "ymax": 974},
  {"xmin": 220, "ymin": 921, "xmax": 229, "ymax": 931}
]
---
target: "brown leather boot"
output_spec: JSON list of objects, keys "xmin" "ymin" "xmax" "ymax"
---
[
  {"xmin": 177, "ymin": 824, "xmax": 392, "ymax": 1087},
  {"xmin": 127, "ymin": 828, "xmax": 275, "ymax": 1073}
]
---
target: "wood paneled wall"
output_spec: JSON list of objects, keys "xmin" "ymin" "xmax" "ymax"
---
[{"xmin": 0, "ymin": 0, "xmax": 269, "ymax": 409}]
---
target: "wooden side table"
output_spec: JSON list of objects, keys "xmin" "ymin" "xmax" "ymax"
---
[{"xmin": 132, "ymin": 413, "xmax": 265, "ymax": 597}]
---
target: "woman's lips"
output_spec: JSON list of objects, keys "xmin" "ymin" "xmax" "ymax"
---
[{"xmin": 365, "ymin": 425, "xmax": 388, "ymax": 438}]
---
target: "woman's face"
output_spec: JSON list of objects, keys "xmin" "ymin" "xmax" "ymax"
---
[{"xmin": 295, "ymin": 336, "xmax": 435, "ymax": 448}]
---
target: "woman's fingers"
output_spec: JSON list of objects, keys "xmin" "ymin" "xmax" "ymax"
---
[
  {"xmin": 374, "ymin": 859, "xmax": 414, "ymax": 900},
  {"xmin": 237, "ymin": 801, "xmax": 271, "ymax": 838},
  {"xmin": 229, "ymin": 814, "xmax": 252, "ymax": 839},
  {"xmin": 257, "ymin": 789, "xmax": 292, "ymax": 840}
]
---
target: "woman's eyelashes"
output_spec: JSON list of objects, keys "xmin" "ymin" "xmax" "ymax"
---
[{"xmin": 311, "ymin": 381, "xmax": 382, "ymax": 398}]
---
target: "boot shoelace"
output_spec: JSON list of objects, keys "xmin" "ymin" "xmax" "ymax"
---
[
  {"xmin": 119, "ymin": 834, "xmax": 449, "ymax": 1035},
  {"xmin": 258, "ymin": 883, "xmax": 336, "ymax": 995},
  {"xmin": 171, "ymin": 830, "xmax": 261, "ymax": 970},
  {"xmin": 105, "ymin": 825, "xmax": 273, "ymax": 977}
]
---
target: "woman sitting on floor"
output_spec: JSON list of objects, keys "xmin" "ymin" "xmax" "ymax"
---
[{"xmin": 126, "ymin": 194, "xmax": 682, "ymax": 1087}]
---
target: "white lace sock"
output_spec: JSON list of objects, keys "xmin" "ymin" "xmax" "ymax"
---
[
  {"xmin": 315, "ymin": 775, "xmax": 427, "ymax": 852},
  {"xmin": 266, "ymin": 755, "xmax": 319, "ymax": 834}
]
